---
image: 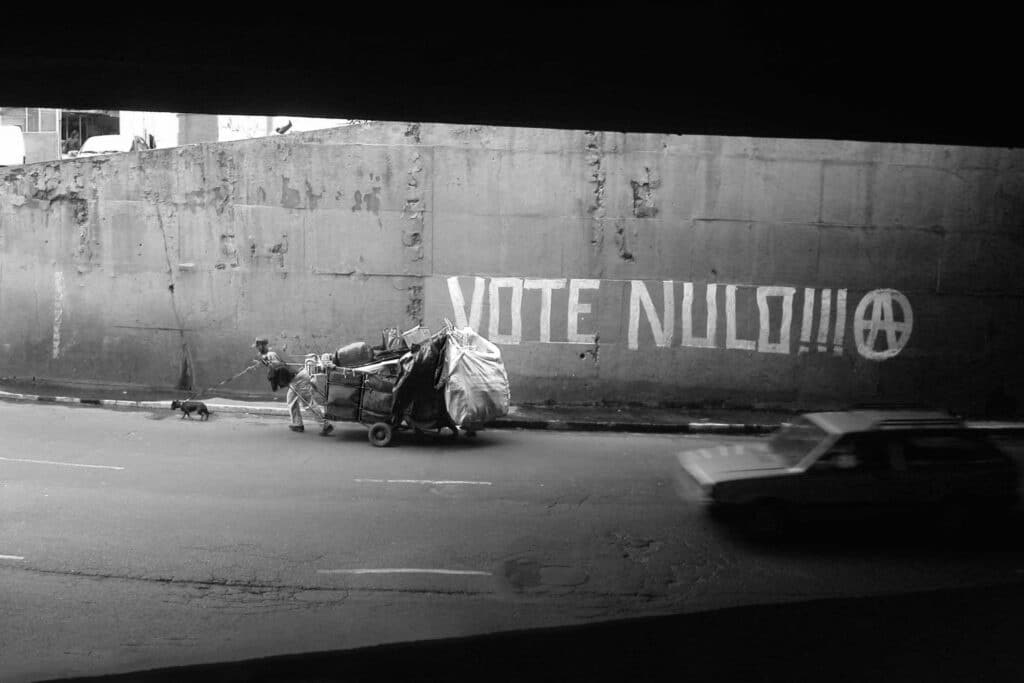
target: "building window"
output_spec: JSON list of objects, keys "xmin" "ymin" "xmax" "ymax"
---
[
  {"xmin": 39, "ymin": 109, "xmax": 57, "ymax": 132},
  {"xmin": 23, "ymin": 108, "xmax": 58, "ymax": 132}
]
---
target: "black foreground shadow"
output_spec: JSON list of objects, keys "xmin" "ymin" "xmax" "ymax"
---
[
  {"xmin": 711, "ymin": 505, "xmax": 1024, "ymax": 555},
  {"xmin": 46, "ymin": 582, "xmax": 1024, "ymax": 683}
]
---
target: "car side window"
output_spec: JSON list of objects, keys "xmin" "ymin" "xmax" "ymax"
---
[
  {"xmin": 814, "ymin": 434, "xmax": 890, "ymax": 472},
  {"xmin": 903, "ymin": 431, "xmax": 1002, "ymax": 467}
]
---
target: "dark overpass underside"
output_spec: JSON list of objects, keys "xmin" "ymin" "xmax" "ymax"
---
[{"xmin": 2, "ymin": 7, "xmax": 1018, "ymax": 149}]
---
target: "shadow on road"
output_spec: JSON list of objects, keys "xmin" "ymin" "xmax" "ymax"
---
[
  {"xmin": 44, "ymin": 581, "xmax": 1024, "ymax": 682},
  {"xmin": 330, "ymin": 425, "xmax": 497, "ymax": 451}
]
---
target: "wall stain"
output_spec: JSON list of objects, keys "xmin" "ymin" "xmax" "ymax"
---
[
  {"xmin": 585, "ymin": 131, "xmax": 606, "ymax": 259},
  {"xmin": 281, "ymin": 176, "xmax": 302, "ymax": 208},
  {"xmin": 613, "ymin": 219, "xmax": 635, "ymax": 262},
  {"xmin": 353, "ymin": 187, "xmax": 382, "ymax": 215},
  {"xmin": 214, "ymin": 149, "xmax": 236, "ymax": 215},
  {"xmin": 404, "ymin": 122, "xmax": 422, "ymax": 144},
  {"xmin": 630, "ymin": 166, "xmax": 660, "ymax": 218},
  {"xmin": 7, "ymin": 165, "xmax": 102, "ymax": 274},
  {"xmin": 71, "ymin": 197, "xmax": 96, "ymax": 274},
  {"xmin": 403, "ymin": 152, "xmax": 426, "ymax": 264},
  {"xmin": 579, "ymin": 334, "xmax": 600, "ymax": 365},
  {"xmin": 406, "ymin": 284, "xmax": 424, "ymax": 323},
  {"xmin": 304, "ymin": 180, "xmax": 323, "ymax": 210},
  {"xmin": 268, "ymin": 234, "xmax": 289, "ymax": 269},
  {"xmin": 219, "ymin": 234, "xmax": 240, "ymax": 268}
]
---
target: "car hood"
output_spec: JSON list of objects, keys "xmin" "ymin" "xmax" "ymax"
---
[{"xmin": 679, "ymin": 443, "xmax": 792, "ymax": 485}]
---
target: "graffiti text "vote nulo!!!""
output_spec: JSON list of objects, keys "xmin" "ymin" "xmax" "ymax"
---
[{"xmin": 446, "ymin": 277, "xmax": 912, "ymax": 361}]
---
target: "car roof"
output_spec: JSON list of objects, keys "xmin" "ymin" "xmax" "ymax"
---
[{"xmin": 804, "ymin": 410, "xmax": 964, "ymax": 435}]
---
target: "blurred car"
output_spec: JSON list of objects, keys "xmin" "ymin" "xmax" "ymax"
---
[
  {"xmin": 680, "ymin": 410, "xmax": 1020, "ymax": 533},
  {"xmin": 0, "ymin": 124, "xmax": 27, "ymax": 166},
  {"xmin": 77, "ymin": 134, "xmax": 151, "ymax": 158}
]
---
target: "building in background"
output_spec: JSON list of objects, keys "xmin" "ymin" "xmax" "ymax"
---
[
  {"xmin": 0, "ymin": 107, "xmax": 352, "ymax": 163},
  {"xmin": 0, "ymin": 107, "xmax": 62, "ymax": 162}
]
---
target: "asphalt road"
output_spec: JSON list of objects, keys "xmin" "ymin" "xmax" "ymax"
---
[{"xmin": 2, "ymin": 401, "xmax": 1024, "ymax": 681}]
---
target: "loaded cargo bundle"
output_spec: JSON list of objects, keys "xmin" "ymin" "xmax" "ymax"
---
[
  {"xmin": 312, "ymin": 322, "xmax": 510, "ymax": 445},
  {"xmin": 439, "ymin": 326, "xmax": 510, "ymax": 430},
  {"xmin": 391, "ymin": 331, "xmax": 451, "ymax": 427}
]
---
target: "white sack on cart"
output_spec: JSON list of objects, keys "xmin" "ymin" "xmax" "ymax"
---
[{"xmin": 442, "ymin": 327, "xmax": 510, "ymax": 429}]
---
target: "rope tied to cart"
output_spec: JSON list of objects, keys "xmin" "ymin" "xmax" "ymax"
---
[{"xmin": 175, "ymin": 361, "xmax": 264, "ymax": 404}]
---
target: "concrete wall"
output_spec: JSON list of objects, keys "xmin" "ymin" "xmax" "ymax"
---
[{"xmin": 1, "ymin": 122, "xmax": 1022, "ymax": 412}]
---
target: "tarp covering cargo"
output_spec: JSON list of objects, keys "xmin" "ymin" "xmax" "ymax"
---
[
  {"xmin": 440, "ymin": 327, "xmax": 510, "ymax": 429},
  {"xmin": 391, "ymin": 333, "xmax": 450, "ymax": 426}
]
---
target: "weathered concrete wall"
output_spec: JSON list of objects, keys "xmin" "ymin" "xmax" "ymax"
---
[{"xmin": 1, "ymin": 123, "xmax": 1022, "ymax": 412}]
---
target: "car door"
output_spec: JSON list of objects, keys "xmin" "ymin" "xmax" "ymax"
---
[
  {"xmin": 899, "ymin": 430, "xmax": 1015, "ymax": 502},
  {"xmin": 801, "ymin": 433, "xmax": 897, "ymax": 508}
]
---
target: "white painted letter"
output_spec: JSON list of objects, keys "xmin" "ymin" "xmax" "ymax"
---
[
  {"xmin": 568, "ymin": 279, "xmax": 600, "ymax": 344},
  {"xmin": 817, "ymin": 288, "xmax": 832, "ymax": 352},
  {"xmin": 628, "ymin": 280, "xmax": 675, "ymax": 350},
  {"xmin": 447, "ymin": 276, "xmax": 486, "ymax": 331},
  {"xmin": 682, "ymin": 282, "xmax": 717, "ymax": 348},
  {"xmin": 524, "ymin": 278, "xmax": 567, "ymax": 343},
  {"xmin": 756, "ymin": 286, "xmax": 796, "ymax": 354},
  {"xmin": 488, "ymin": 277, "xmax": 524, "ymax": 344},
  {"xmin": 725, "ymin": 285, "xmax": 756, "ymax": 351},
  {"xmin": 833, "ymin": 289, "xmax": 847, "ymax": 355},
  {"xmin": 798, "ymin": 287, "xmax": 814, "ymax": 353}
]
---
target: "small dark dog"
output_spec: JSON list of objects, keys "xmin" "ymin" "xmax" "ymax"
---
[{"xmin": 171, "ymin": 400, "xmax": 210, "ymax": 421}]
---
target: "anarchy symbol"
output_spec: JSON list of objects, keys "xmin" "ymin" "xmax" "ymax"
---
[{"xmin": 853, "ymin": 289, "xmax": 913, "ymax": 361}]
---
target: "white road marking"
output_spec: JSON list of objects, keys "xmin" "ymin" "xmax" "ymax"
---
[
  {"xmin": 0, "ymin": 456, "xmax": 124, "ymax": 471},
  {"xmin": 0, "ymin": 555, "xmax": 25, "ymax": 561},
  {"xmin": 354, "ymin": 478, "xmax": 492, "ymax": 486},
  {"xmin": 318, "ymin": 568, "xmax": 492, "ymax": 576}
]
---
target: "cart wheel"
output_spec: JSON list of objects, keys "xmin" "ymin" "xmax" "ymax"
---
[{"xmin": 368, "ymin": 422, "xmax": 393, "ymax": 447}]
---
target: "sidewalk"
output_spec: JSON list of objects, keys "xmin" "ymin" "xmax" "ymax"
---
[{"xmin": 2, "ymin": 378, "xmax": 1022, "ymax": 435}]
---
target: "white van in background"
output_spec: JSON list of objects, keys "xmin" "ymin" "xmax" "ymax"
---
[{"xmin": 0, "ymin": 124, "xmax": 27, "ymax": 167}]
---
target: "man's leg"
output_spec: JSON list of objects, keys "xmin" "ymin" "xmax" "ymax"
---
[
  {"xmin": 302, "ymin": 389, "xmax": 333, "ymax": 436},
  {"xmin": 286, "ymin": 385, "xmax": 304, "ymax": 431}
]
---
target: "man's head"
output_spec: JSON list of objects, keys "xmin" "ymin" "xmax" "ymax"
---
[{"xmin": 253, "ymin": 337, "xmax": 270, "ymax": 354}]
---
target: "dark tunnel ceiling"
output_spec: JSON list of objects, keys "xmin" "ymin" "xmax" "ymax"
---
[{"xmin": 2, "ymin": 9, "xmax": 1019, "ymax": 148}]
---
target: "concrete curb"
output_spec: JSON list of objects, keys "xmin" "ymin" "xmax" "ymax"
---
[
  {"xmin": 492, "ymin": 419, "xmax": 780, "ymax": 435},
  {"xmin": 4, "ymin": 389, "xmax": 1024, "ymax": 436},
  {"xmin": 0, "ymin": 389, "xmax": 777, "ymax": 434},
  {"xmin": 0, "ymin": 390, "xmax": 291, "ymax": 417}
]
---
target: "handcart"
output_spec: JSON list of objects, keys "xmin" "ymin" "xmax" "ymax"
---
[
  {"xmin": 311, "ymin": 322, "xmax": 504, "ymax": 447},
  {"xmin": 318, "ymin": 356, "xmax": 459, "ymax": 448}
]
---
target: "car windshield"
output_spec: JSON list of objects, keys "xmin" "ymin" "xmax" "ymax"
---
[{"xmin": 769, "ymin": 417, "xmax": 828, "ymax": 466}]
